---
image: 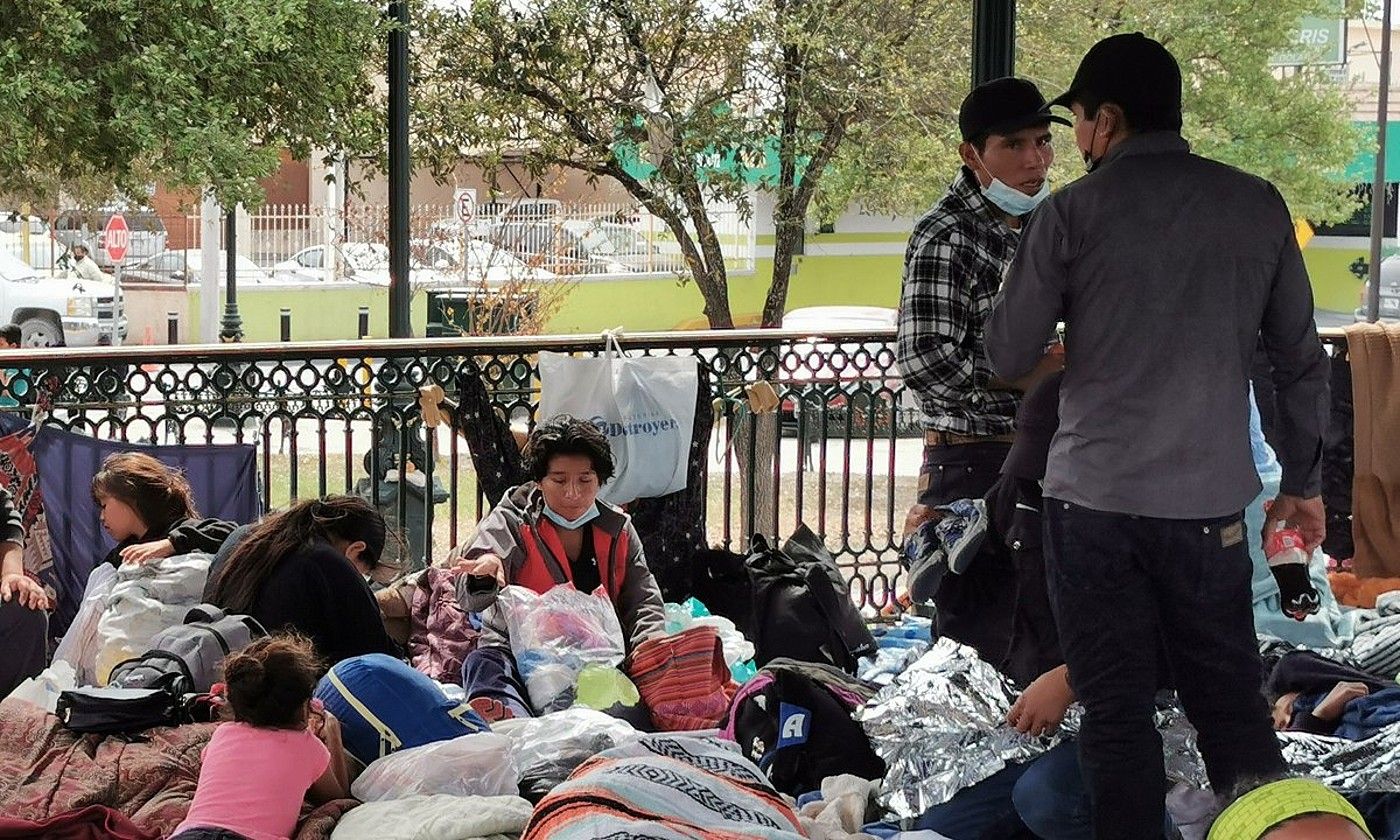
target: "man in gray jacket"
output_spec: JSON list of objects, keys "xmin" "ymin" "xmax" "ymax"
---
[{"xmin": 986, "ymin": 33, "xmax": 1328, "ymax": 839}]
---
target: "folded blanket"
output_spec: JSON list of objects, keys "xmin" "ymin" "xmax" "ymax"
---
[
  {"xmin": 330, "ymin": 794, "xmax": 532, "ymax": 840},
  {"xmin": 524, "ymin": 735, "xmax": 806, "ymax": 840}
]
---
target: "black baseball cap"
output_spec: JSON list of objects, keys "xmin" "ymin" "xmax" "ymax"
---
[
  {"xmin": 958, "ymin": 77, "xmax": 1069, "ymax": 143},
  {"xmin": 1049, "ymin": 33, "xmax": 1183, "ymax": 128}
]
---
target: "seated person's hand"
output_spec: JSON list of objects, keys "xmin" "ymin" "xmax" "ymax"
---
[
  {"xmin": 451, "ymin": 552, "xmax": 506, "ymax": 586},
  {"xmin": 1008, "ymin": 665, "xmax": 1075, "ymax": 737},
  {"xmin": 119, "ymin": 538, "xmax": 176, "ymax": 566},
  {"xmin": 1313, "ymin": 681, "xmax": 1370, "ymax": 722},
  {"xmin": 0, "ymin": 572, "xmax": 50, "ymax": 610}
]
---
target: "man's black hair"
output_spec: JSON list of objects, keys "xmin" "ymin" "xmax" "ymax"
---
[
  {"xmin": 524, "ymin": 414, "xmax": 616, "ymax": 483},
  {"xmin": 0, "ymin": 325, "xmax": 22, "ymax": 346}
]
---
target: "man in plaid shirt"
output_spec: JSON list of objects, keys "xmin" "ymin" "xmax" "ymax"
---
[{"xmin": 898, "ymin": 77, "xmax": 1068, "ymax": 510}]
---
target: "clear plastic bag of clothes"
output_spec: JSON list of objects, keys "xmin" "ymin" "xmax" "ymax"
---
[
  {"xmin": 495, "ymin": 707, "xmax": 640, "ymax": 800},
  {"xmin": 351, "ymin": 732, "xmax": 519, "ymax": 802},
  {"xmin": 499, "ymin": 584, "xmax": 626, "ymax": 712},
  {"xmin": 94, "ymin": 553, "xmax": 211, "ymax": 684}
]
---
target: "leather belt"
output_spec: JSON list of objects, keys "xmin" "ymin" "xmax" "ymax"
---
[{"xmin": 923, "ymin": 430, "xmax": 1016, "ymax": 447}]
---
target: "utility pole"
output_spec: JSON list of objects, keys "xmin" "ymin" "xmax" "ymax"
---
[
  {"xmin": 1369, "ymin": 0, "xmax": 1394, "ymax": 323},
  {"xmin": 388, "ymin": 0, "xmax": 412, "ymax": 338},
  {"xmin": 220, "ymin": 209, "xmax": 244, "ymax": 342}
]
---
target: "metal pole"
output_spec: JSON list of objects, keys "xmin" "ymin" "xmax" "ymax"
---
[
  {"xmin": 220, "ymin": 208, "xmax": 244, "ymax": 342},
  {"xmin": 167, "ymin": 312, "xmax": 179, "ymax": 345},
  {"xmin": 359, "ymin": 306, "xmax": 371, "ymax": 339},
  {"xmin": 1370, "ymin": 0, "xmax": 1394, "ymax": 324},
  {"xmin": 280, "ymin": 308, "xmax": 292, "ymax": 342},
  {"xmin": 972, "ymin": 0, "xmax": 1016, "ymax": 87},
  {"xmin": 387, "ymin": 0, "xmax": 412, "ymax": 338}
]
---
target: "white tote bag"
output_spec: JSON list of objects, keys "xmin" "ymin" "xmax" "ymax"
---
[{"xmin": 538, "ymin": 334, "xmax": 698, "ymax": 504}]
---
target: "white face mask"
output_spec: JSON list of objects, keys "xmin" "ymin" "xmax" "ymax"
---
[{"xmin": 971, "ymin": 150, "xmax": 1051, "ymax": 216}]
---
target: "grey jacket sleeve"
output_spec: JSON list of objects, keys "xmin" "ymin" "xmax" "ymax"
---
[
  {"xmin": 452, "ymin": 508, "xmax": 525, "ymax": 615},
  {"xmin": 1260, "ymin": 187, "xmax": 1329, "ymax": 499},
  {"xmin": 986, "ymin": 202, "xmax": 1068, "ymax": 381},
  {"xmin": 615, "ymin": 519, "xmax": 666, "ymax": 650}
]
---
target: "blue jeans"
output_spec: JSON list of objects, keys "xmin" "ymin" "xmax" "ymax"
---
[
  {"xmin": 1044, "ymin": 501, "xmax": 1285, "ymax": 840},
  {"xmin": 863, "ymin": 742, "xmax": 1090, "ymax": 840}
]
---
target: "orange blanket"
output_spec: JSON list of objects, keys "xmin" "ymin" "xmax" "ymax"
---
[{"xmin": 1345, "ymin": 322, "xmax": 1400, "ymax": 577}]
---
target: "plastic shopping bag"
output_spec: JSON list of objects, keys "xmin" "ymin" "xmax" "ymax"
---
[
  {"xmin": 499, "ymin": 584, "xmax": 626, "ymax": 713},
  {"xmin": 538, "ymin": 334, "xmax": 698, "ymax": 504},
  {"xmin": 53, "ymin": 564, "xmax": 118, "ymax": 686},
  {"xmin": 351, "ymin": 732, "xmax": 518, "ymax": 802}
]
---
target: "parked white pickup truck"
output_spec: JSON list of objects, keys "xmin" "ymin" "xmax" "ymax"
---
[{"xmin": 0, "ymin": 252, "xmax": 126, "ymax": 347}]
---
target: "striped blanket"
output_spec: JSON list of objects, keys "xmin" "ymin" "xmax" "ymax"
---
[{"xmin": 523, "ymin": 736, "xmax": 806, "ymax": 840}]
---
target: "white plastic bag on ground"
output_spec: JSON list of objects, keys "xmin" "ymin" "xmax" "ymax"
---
[
  {"xmin": 538, "ymin": 337, "xmax": 698, "ymax": 504},
  {"xmin": 94, "ymin": 553, "xmax": 211, "ymax": 684},
  {"xmin": 693, "ymin": 615, "xmax": 754, "ymax": 667},
  {"xmin": 499, "ymin": 584, "xmax": 626, "ymax": 712},
  {"xmin": 5, "ymin": 660, "xmax": 76, "ymax": 713},
  {"xmin": 352, "ymin": 732, "xmax": 518, "ymax": 802},
  {"xmin": 53, "ymin": 564, "xmax": 118, "ymax": 685}
]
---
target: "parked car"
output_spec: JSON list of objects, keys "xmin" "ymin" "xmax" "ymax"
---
[
  {"xmin": 415, "ymin": 239, "xmax": 558, "ymax": 287},
  {"xmin": 272, "ymin": 243, "xmax": 391, "ymax": 285},
  {"xmin": 1355, "ymin": 255, "xmax": 1400, "ymax": 321},
  {"xmin": 0, "ymin": 252, "xmax": 126, "ymax": 346},
  {"xmin": 123, "ymin": 249, "xmax": 271, "ymax": 286},
  {"xmin": 559, "ymin": 220, "xmax": 672, "ymax": 272},
  {"xmin": 777, "ymin": 306, "xmax": 914, "ymax": 438},
  {"xmin": 53, "ymin": 207, "xmax": 168, "ymax": 269},
  {"xmin": 490, "ymin": 221, "xmax": 637, "ymax": 275},
  {"xmin": 0, "ymin": 211, "xmax": 59, "ymax": 272}
]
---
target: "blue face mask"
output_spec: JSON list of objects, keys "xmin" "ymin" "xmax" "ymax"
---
[
  {"xmin": 971, "ymin": 150, "xmax": 1051, "ymax": 217},
  {"xmin": 542, "ymin": 503, "xmax": 600, "ymax": 530}
]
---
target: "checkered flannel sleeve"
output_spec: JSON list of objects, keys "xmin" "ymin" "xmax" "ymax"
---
[{"xmin": 897, "ymin": 231, "xmax": 983, "ymax": 405}]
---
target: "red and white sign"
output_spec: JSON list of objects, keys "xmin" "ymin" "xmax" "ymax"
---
[{"xmin": 102, "ymin": 214, "xmax": 130, "ymax": 264}]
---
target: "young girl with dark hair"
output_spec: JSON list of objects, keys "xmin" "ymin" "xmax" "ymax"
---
[
  {"xmin": 91, "ymin": 453, "xmax": 237, "ymax": 567},
  {"xmin": 207, "ymin": 495, "xmax": 399, "ymax": 666},
  {"xmin": 169, "ymin": 634, "xmax": 350, "ymax": 840},
  {"xmin": 452, "ymin": 414, "xmax": 666, "ymax": 721}
]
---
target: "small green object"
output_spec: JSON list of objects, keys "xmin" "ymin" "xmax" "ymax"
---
[{"xmin": 574, "ymin": 664, "xmax": 641, "ymax": 710}]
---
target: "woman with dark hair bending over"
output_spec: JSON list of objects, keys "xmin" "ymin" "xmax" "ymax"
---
[
  {"xmin": 92, "ymin": 453, "xmax": 237, "ymax": 567},
  {"xmin": 453, "ymin": 414, "xmax": 666, "ymax": 722},
  {"xmin": 207, "ymin": 495, "xmax": 400, "ymax": 666}
]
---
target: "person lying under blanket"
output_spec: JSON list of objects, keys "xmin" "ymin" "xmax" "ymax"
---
[
  {"xmin": 0, "ymin": 484, "xmax": 46, "ymax": 698},
  {"xmin": 451, "ymin": 414, "xmax": 666, "ymax": 723}
]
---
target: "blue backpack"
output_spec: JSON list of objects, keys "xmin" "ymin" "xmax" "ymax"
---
[{"xmin": 314, "ymin": 654, "xmax": 489, "ymax": 766}]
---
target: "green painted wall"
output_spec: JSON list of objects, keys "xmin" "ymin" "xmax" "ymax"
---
[{"xmin": 187, "ymin": 242, "xmax": 1361, "ymax": 342}]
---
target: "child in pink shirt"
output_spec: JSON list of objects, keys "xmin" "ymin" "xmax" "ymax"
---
[{"xmin": 170, "ymin": 634, "xmax": 350, "ymax": 840}]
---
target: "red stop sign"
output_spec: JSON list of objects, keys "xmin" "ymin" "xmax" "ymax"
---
[{"xmin": 103, "ymin": 214, "xmax": 131, "ymax": 263}]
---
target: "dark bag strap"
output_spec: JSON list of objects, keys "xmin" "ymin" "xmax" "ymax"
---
[
  {"xmin": 109, "ymin": 650, "xmax": 196, "ymax": 692},
  {"xmin": 184, "ymin": 603, "xmax": 227, "ymax": 623}
]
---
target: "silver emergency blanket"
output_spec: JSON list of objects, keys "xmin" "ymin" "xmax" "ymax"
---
[
  {"xmin": 855, "ymin": 639, "xmax": 1067, "ymax": 819},
  {"xmin": 1279, "ymin": 723, "xmax": 1400, "ymax": 792},
  {"xmin": 857, "ymin": 640, "xmax": 1400, "ymax": 821}
]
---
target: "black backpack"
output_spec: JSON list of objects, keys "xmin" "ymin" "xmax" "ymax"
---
[
  {"xmin": 726, "ymin": 659, "xmax": 885, "ymax": 796},
  {"xmin": 746, "ymin": 526, "xmax": 877, "ymax": 674}
]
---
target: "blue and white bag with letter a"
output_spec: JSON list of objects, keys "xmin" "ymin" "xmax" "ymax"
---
[{"xmin": 539, "ymin": 331, "xmax": 698, "ymax": 504}]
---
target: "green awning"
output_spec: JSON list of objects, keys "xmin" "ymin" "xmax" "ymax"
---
[{"xmin": 1346, "ymin": 121, "xmax": 1400, "ymax": 183}]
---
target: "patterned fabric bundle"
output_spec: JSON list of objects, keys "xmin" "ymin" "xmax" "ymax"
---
[
  {"xmin": 523, "ymin": 735, "xmax": 806, "ymax": 840},
  {"xmin": 628, "ymin": 625, "xmax": 736, "ymax": 731}
]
